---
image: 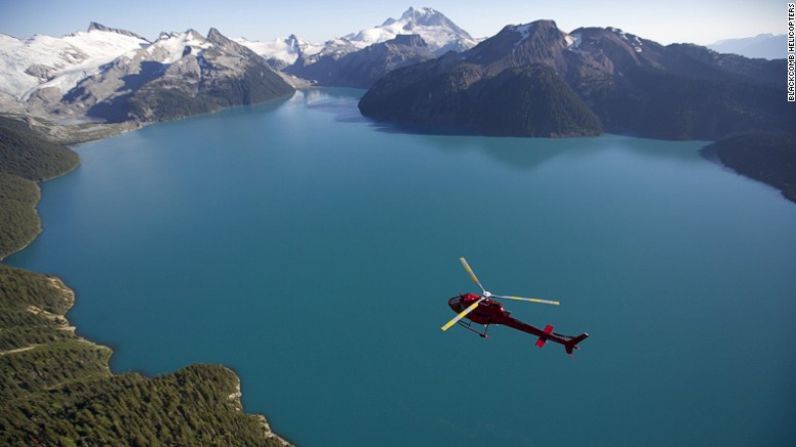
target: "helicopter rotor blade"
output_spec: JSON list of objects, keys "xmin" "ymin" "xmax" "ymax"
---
[
  {"xmin": 441, "ymin": 297, "xmax": 484, "ymax": 331},
  {"xmin": 459, "ymin": 257, "xmax": 486, "ymax": 293},
  {"xmin": 493, "ymin": 294, "xmax": 560, "ymax": 306}
]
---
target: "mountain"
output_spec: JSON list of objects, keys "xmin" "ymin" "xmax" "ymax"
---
[
  {"xmin": 86, "ymin": 21, "xmax": 148, "ymax": 40},
  {"xmin": 344, "ymin": 6, "xmax": 476, "ymax": 55},
  {"xmin": 360, "ymin": 21, "xmax": 795, "ymax": 138},
  {"xmin": 285, "ymin": 34, "xmax": 435, "ymax": 88},
  {"xmin": 235, "ymin": 34, "xmax": 323, "ymax": 70},
  {"xmin": 0, "ymin": 24, "xmax": 149, "ymax": 105},
  {"xmin": 4, "ymin": 26, "xmax": 294, "ymax": 124},
  {"xmin": 708, "ymin": 34, "xmax": 785, "ymax": 60},
  {"xmin": 0, "ymin": 116, "xmax": 78, "ymax": 182},
  {"xmin": 282, "ymin": 7, "xmax": 475, "ymax": 87}
]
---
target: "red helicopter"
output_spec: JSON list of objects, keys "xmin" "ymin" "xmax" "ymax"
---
[{"xmin": 441, "ymin": 257, "xmax": 589, "ymax": 355}]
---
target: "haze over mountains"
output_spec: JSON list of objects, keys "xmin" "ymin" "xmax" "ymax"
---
[{"xmin": 707, "ymin": 33, "xmax": 786, "ymax": 60}]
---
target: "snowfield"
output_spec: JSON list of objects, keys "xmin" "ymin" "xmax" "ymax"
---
[
  {"xmin": 344, "ymin": 7, "xmax": 476, "ymax": 52},
  {"xmin": 0, "ymin": 28, "xmax": 148, "ymax": 100}
]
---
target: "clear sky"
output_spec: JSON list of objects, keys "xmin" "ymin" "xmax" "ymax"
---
[{"xmin": 0, "ymin": 0, "xmax": 786, "ymax": 45}]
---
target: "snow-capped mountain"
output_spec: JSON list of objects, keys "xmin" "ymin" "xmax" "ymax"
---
[
  {"xmin": 285, "ymin": 34, "xmax": 435, "ymax": 88},
  {"xmin": 281, "ymin": 6, "xmax": 476, "ymax": 86},
  {"xmin": 0, "ymin": 22, "xmax": 149, "ymax": 101},
  {"xmin": 0, "ymin": 24, "xmax": 292, "ymax": 123},
  {"xmin": 0, "ymin": 8, "xmax": 476, "ymax": 121},
  {"xmin": 53, "ymin": 27, "xmax": 293, "ymax": 123},
  {"xmin": 235, "ymin": 34, "xmax": 323, "ymax": 69},
  {"xmin": 345, "ymin": 7, "xmax": 476, "ymax": 54},
  {"xmin": 239, "ymin": 6, "xmax": 476, "ymax": 72},
  {"xmin": 344, "ymin": 7, "xmax": 477, "ymax": 54}
]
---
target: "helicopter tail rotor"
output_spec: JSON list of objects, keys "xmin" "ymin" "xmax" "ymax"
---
[{"xmin": 564, "ymin": 333, "xmax": 590, "ymax": 355}]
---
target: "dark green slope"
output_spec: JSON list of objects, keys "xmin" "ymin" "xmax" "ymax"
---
[
  {"xmin": 0, "ymin": 173, "xmax": 41, "ymax": 260},
  {"xmin": 0, "ymin": 117, "xmax": 78, "ymax": 259},
  {"xmin": 587, "ymin": 63, "xmax": 794, "ymax": 140},
  {"xmin": 360, "ymin": 63, "xmax": 601, "ymax": 137},
  {"xmin": 0, "ymin": 116, "xmax": 78, "ymax": 181},
  {"xmin": 468, "ymin": 66, "xmax": 601, "ymax": 136},
  {"xmin": 0, "ymin": 264, "xmax": 287, "ymax": 447},
  {"xmin": 703, "ymin": 133, "xmax": 796, "ymax": 203},
  {"xmin": 360, "ymin": 21, "xmax": 794, "ymax": 140}
]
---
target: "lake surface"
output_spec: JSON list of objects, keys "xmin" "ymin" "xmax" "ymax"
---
[{"xmin": 9, "ymin": 88, "xmax": 796, "ymax": 446}]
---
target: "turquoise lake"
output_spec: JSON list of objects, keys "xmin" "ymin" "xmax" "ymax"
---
[{"xmin": 8, "ymin": 88, "xmax": 796, "ymax": 446}]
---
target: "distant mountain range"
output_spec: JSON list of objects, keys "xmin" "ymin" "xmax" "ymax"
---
[
  {"xmin": 0, "ymin": 25, "xmax": 294, "ymax": 123},
  {"xmin": 0, "ymin": 6, "xmax": 790, "ymax": 138},
  {"xmin": 243, "ymin": 7, "xmax": 477, "ymax": 88},
  {"xmin": 0, "ymin": 7, "xmax": 477, "ymax": 122},
  {"xmin": 237, "ymin": 7, "xmax": 475, "ymax": 67},
  {"xmin": 360, "ymin": 21, "xmax": 793, "ymax": 139},
  {"xmin": 707, "ymin": 34, "xmax": 786, "ymax": 60},
  {"xmin": 58, "ymin": 28, "xmax": 293, "ymax": 123}
]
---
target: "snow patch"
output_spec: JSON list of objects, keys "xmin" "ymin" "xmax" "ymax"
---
[
  {"xmin": 146, "ymin": 31, "xmax": 212, "ymax": 64},
  {"xmin": 565, "ymin": 32, "xmax": 583, "ymax": 51},
  {"xmin": 235, "ymin": 34, "xmax": 322, "ymax": 66},
  {"xmin": 508, "ymin": 23, "xmax": 535, "ymax": 48}
]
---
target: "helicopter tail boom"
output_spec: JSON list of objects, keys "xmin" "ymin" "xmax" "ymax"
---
[{"xmin": 564, "ymin": 333, "xmax": 589, "ymax": 355}]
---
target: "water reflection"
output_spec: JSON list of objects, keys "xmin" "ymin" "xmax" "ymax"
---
[{"xmin": 288, "ymin": 87, "xmax": 710, "ymax": 173}]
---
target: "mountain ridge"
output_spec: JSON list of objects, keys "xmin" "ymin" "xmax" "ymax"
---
[
  {"xmin": 245, "ymin": 6, "xmax": 477, "ymax": 87},
  {"xmin": 360, "ymin": 20, "xmax": 795, "ymax": 139},
  {"xmin": 2, "ymin": 26, "xmax": 294, "ymax": 124}
]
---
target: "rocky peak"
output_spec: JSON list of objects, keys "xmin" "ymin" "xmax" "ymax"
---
[
  {"xmin": 186, "ymin": 29, "xmax": 205, "ymax": 41},
  {"xmin": 87, "ymin": 22, "xmax": 148, "ymax": 41},
  {"xmin": 400, "ymin": 7, "xmax": 440, "ymax": 23},
  {"xmin": 206, "ymin": 27, "xmax": 233, "ymax": 46},
  {"xmin": 400, "ymin": 6, "xmax": 470, "ymax": 37},
  {"xmin": 389, "ymin": 34, "xmax": 428, "ymax": 47},
  {"xmin": 286, "ymin": 34, "xmax": 302, "ymax": 50},
  {"xmin": 464, "ymin": 20, "xmax": 568, "ymax": 69}
]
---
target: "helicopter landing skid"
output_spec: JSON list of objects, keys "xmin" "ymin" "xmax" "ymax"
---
[{"xmin": 457, "ymin": 320, "xmax": 490, "ymax": 338}]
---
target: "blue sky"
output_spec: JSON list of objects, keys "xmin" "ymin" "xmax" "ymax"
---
[{"xmin": 0, "ymin": 0, "xmax": 785, "ymax": 45}]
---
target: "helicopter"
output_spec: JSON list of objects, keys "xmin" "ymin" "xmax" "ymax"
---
[{"xmin": 441, "ymin": 257, "xmax": 589, "ymax": 355}]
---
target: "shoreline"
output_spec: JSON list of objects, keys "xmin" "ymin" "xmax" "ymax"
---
[{"xmin": 0, "ymin": 103, "xmax": 295, "ymax": 444}]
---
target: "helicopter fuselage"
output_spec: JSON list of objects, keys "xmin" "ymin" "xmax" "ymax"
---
[{"xmin": 448, "ymin": 293, "xmax": 587, "ymax": 353}]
